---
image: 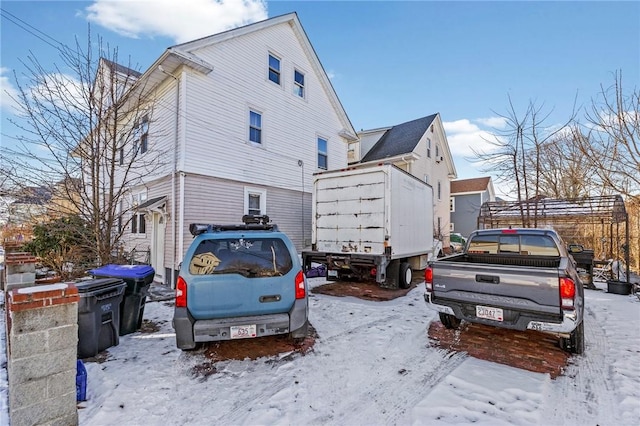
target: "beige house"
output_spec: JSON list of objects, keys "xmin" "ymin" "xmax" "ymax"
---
[{"xmin": 352, "ymin": 113, "xmax": 457, "ymax": 247}]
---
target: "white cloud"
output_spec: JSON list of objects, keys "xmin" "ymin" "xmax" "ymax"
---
[
  {"xmin": 443, "ymin": 119, "xmax": 501, "ymax": 157},
  {"xmin": 476, "ymin": 116, "xmax": 508, "ymax": 129},
  {"xmin": 85, "ymin": 0, "xmax": 268, "ymax": 43},
  {"xmin": 0, "ymin": 68, "xmax": 21, "ymax": 114}
]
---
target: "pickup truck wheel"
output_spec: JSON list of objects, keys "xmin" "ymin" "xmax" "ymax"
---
[
  {"xmin": 560, "ymin": 320, "xmax": 585, "ymax": 354},
  {"xmin": 439, "ymin": 312, "xmax": 461, "ymax": 329},
  {"xmin": 399, "ymin": 262, "xmax": 412, "ymax": 289}
]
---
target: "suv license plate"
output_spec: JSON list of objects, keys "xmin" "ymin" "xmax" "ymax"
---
[
  {"xmin": 230, "ymin": 325, "xmax": 257, "ymax": 339},
  {"xmin": 476, "ymin": 305, "xmax": 503, "ymax": 322},
  {"xmin": 327, "ymin": 270, "xmax": 338, "ymax": 277}
]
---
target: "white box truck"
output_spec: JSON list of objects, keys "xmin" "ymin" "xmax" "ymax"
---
[{"xmin": 302, "ymin": 163, "xmax": 434, "ymax": 288}]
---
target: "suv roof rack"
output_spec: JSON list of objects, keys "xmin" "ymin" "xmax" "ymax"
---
[{"xmin": 189, "ymin": 215, "xmax": 278, "ymax": 237}]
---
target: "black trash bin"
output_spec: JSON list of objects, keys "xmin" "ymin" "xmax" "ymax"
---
[
  {"xmin": 90, "ymin": 264, "xmax": 155, "ymax": 335},
  {"xmin": 76, "ymin": 278, "xmax": 126, "ymax": 358}
]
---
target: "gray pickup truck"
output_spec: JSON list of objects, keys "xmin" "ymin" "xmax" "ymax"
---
[{"xmin": 424, "ymin": 228, "xmax": 585, "ymax": 354}]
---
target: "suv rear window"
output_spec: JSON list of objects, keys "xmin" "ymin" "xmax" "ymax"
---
[{"xmin": 188, "ymin": 237, "xmax": 293, "ymax": 277}]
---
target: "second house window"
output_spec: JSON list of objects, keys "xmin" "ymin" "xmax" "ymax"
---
[
  {"xmin": 268, "ymin": 54, "xmax": 281, "ymax": 85},
  {"xmin": 317, "ymin": 137, "xmax": 328, "ymax": 170},
  {"xmin": 294, "ymin": 69, "xmax": 305, "ymax": 98},
  {"xmin": 249, "ymin": 110, "xmax": 262, "ymax": 144}
]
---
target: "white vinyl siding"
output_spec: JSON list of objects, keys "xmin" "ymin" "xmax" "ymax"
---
[{"xmin": 180, "ymin": 21, "xmax": 348, "ymax": 191}]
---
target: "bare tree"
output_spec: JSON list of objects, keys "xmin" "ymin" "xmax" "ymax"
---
[
  {"xmin": 574, "ymin": 70, "xmax": 639, "ymax": 203},
  {"xmin": 1, "ymin": 28, "xmax": 166, "ymax": 267},
  {"xmin": 473, "ymin": 96, "xmax": 577, "ymax": 226}
]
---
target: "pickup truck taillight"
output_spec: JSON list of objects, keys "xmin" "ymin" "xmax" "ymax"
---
[
  {"xmin": 295, "ymin": 270, "xmax": 306, "ymax": 299},
  {"xmin": 559, "ymin": 277, "xmax": 575, "ymax": 309},
  {"xmin": 425, "ymin": 267, "xmax": 433, "ymax": 291},
  {"xmin": 176, "ymin": 276, "xmax": 187, "ymax": 307}
]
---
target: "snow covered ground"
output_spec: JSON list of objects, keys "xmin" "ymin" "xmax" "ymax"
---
[{"xmin": 2, "ymin": 277, "xmax": 639, "ymax": 425}]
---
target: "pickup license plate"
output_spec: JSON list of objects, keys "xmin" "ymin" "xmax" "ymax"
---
[
  {"xmin": 230, "ymin": 325, "xmax": 257, "ymax": 339},
  {"xmin": 476, "ymin": 305, "xmax": 503, "ymax": 322},
  {"xmin": 327, "ymin": 270, "xmax": 338, "ymax": 277}
]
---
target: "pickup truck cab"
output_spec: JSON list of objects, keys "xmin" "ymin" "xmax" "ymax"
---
[
  {"xmin": 173, "ymin": 215, "xmax": 309, "ymax": 350},
  {"xmin": 424, "ymin": 228, "xmax": 585, "ymax": 354}
]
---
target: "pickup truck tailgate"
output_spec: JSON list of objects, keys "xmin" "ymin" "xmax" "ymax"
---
[{"xmin": 432, "ymin": 262, "xmax": 561, "ymax": 316}]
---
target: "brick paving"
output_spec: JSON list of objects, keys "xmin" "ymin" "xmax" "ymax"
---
[{"xmin": 428, "ymin": 320, "xmax": 571, "ymax": 379}]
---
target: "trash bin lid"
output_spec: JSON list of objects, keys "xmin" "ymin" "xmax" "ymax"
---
[
  {"xmin": 89, "ymin": 264, "xmax": 155, "ymax": 280},
  {"xmin": 75, "ymin": 277, "xmax": 126, "ymax": 294}
]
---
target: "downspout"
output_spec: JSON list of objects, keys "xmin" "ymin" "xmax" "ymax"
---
[
  {"xmin": 171, "ymin": 75, "xmax": 179, "ymax": 289},
  {"xmin": 159, "ymin": 64, "xmax": 179, "ymax": 289},
  {"xmin": 178, "ymin": 70, "xmax": 187, "ymax": 264}
]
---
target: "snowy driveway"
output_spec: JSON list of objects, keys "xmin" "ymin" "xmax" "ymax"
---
[{"xmin": 79, "ymin": 279, "xmax": 639, "ymax": 425}]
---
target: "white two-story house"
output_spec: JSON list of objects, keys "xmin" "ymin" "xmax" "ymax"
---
[
  {"xmin": 111, "ymin": 13, "xmax": 357, "ymax": 285},
  {"xmin": 353, "ymin": 114, "xmax": 457, "ymax": 247}
]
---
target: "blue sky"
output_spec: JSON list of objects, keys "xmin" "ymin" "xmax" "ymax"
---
[{"xmin": 1, "ymin": 0, "xmax": 638, "ymax": 195}]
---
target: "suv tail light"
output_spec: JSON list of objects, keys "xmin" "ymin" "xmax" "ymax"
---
[
  {"xmin": 425, "ymin": 266, "xmax": 433, "ymax": 291},
  {"xmin": 176, "ymin": 276, "xmax": 187, "ymax": 307},
  {"xmin": 295, "ymin": 270, "xmax": 306, "ymax": 299},
  {"xmin": 559, "ymin": 277, "xmax": 575, "ymax": 309}
]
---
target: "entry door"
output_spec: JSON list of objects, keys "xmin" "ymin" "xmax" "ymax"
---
[{"xmin": 152, "ymin": 212, "xmax": 166, "ymax": 282}]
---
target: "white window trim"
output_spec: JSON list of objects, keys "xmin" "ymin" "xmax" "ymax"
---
[
  {"xmin": 450, "ymin": 222, "xmax": 455, "ymax": 232},
  {"xmin": 317, "ymin": 135, "xmax": 329, "ymax": 170},
  {"xmin": 437, "ymin": 180, "xmax": 442, "ymax": 201},
  {"xmin": 244, "ymin": 187, "xmax": 267, "ymax": 215},
  {"xmin": 293, "ymin": 68, "xmax": 306, "ymax": 99},
  {"xmin": 450, "ymin": 197, "xmax": 455, "ymax": 212},
  {"xmin": 267, "ymin": 51, "xmax": 283, "ymax": 88},
  {"xmin": 248, "ymin": 107, "xmax": 264, "ymax": 146}
]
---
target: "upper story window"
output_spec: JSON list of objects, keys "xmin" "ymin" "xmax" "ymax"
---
[
  {"xmin": 427, "ymin": 138, "xmax": 431, "ymax": 158},
  {"xmin": 450, "ymin": 197, "xmax": 455, "ymax": 212},
  {"xmin": 424, "ymin": 174, "xmax": 430, "ymax": 184},
  {"xmin": 134, "ymin": 115, "xmax": 149, "ymax": 154},
  {"xmin": 437, "ymin": 180, "xmax": 442, "ymax": 200},
  {"xmin": 317, "ymin": 137, "xmax": 328, "ymax": 170},
  {"xmin": 249, "ymin": 110, "xmax": 262, "ymax": 144},
  {"xmin": 268, "ymin": 54, "xmax": 281, "ymax": 85},
  {"xmin": 294, "ymin": 69, "xmax": 305, "ymax": 98},
  {"xmin": 435, "ymin": 144, "xmax": 440, "ymax": 159}
]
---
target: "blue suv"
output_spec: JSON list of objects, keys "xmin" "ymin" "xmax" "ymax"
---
[{"xmin": 173, "ymin": 215, "xmax": 309, "ymax": 350}]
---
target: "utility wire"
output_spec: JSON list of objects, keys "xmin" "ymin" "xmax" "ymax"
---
[{"xmin": 0, "ymin": 8, "xmax": 69, "ymax": 53}]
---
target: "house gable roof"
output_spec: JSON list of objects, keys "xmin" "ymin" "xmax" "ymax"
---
[
  {"xmin": 361, "ymin": 114, "xmax": 438, "ymax": 162},
  {"xmin": 451, "ymin": 177, "xmax": 492, "ymax": 194}
]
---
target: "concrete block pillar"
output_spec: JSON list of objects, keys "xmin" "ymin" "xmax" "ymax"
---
[
  {"xmin": 4, "ymin": 252, "xmax": 37, "ymax": 291},
  {"xmin": 6, "ymin": 283, "xmax": 79, "ymax": 426}
]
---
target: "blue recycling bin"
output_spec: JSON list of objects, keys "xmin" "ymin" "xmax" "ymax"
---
[
  {"xmin": 90, "ymin": 264, "xmax": 155, "ymax": 335},
  {"xmin": 76, "ymin": 359, "xmax": 87, "ymax": 402}
]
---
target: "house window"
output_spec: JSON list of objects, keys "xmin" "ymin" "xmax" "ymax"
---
[
  {"xmin": 134, "ymin": 115, "xmax": 149, "ymax": 154},
  {"xmin": 131, "ymin": 213, "xmax": 146, "ymax": 234},
  {"xmin": 317, "ymin": 137, "xmax": 328, "ymax": 170},
  {"xmin": 268, "ymin": 54, "xmax": 281, "ymax": 85},
  {"xmin": 450, "ymin": 222, "xmax": 455, "ymax": 232},
  {"xmin": 119, "ymin": 146, "xmax": 124, "ymax": 166},
  {"xmin": 436, "ymin": 144, "xmax": 440, "ymax": 159},
  {"xmin": 427, "ymin": 138, "xmax": 431, "ymax": 158},
  {"xmin": 424, "ymin": 175, "xmax": 430, "ymax": 185},
  {"xmin": 437, "ymin": 180, "xmax": 442, "ymax": 200},
  {"xmin": 294, "ymin": 69, "xmax": 305, "ymax": 97},
  {"xmin": 244, "ymin": 187, "xmax": 267, "ymax": 215},
  {"xmin": 450, "ymin": 197, "xmax": 455, "ymax": 212},
  {"xmin": 249, "ymin": 110, "xmax": 262, "ymax": 144}
]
